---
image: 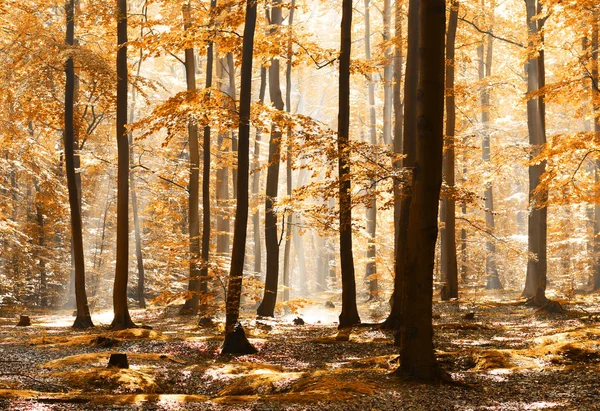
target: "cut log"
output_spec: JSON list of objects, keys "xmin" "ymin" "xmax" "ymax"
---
[
  {"xmin": 17, "ymin": 315, "xmax": 31, "ymax": 327},
  {"xmin": 107, "ymin": 353, "xmax": 129, "ymax": 369}
]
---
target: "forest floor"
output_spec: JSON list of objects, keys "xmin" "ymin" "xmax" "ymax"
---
[{"xmin": 0, "ymin": 289, "xmax": 599, "ymax": 410}]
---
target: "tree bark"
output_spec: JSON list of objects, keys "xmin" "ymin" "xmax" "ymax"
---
[
  {"xmin": 440, "ymin": 0, "xmax": 459, "ymax": 300},
  {"xmin": 257, "ymin": 0, "xmax": 285, "ymax": 318},
  {"xmin": 111, "ymin": 0, "xmax": 136, "ymax": 330},
  {"xmin": 478, "ymin": 3, "xmax": 501, "ymax": 290},
  {"xmin": 221, "ymin": 0, "xmax": 258, "ymax": 355},
  {"xmin": 282, "ymin": 0, "xmax": 296, "ymax": 302},
  {"xmin": 216, "ymin": 56, "xmax": 231, "ymax": 258},
  {"xmin": 199, "ymin": 0, "xmax": 217, "ymax": 319},
  {"xmin": 364, "ymin": 0, "xmax": 379, "ymax": 301},
  {"xmin": 252, "ymin": 66, "xmax": 267, "ymax": 277},
  {"xmin": 397, "ymin": 0, "xmax": 445, "ymax": 380},
  {"xmin": 591, "ymin": 11, "xmax": 600, "ymax": 290},
  {"xmin": 522, "ymin": 0, "xmax": 549, "ymax": 307},
  {"xmin": 338, "ymin": 0, "xmax": 361, "ymax": 328},
  {"xmin": 181, "ymin": 4, "xmax": 201, "ymax": 314},
  {"xmin": 384, "ymin": 0, "xmax": 418, "ymax": 331},
  {"xmin": 65, "ymin": 0, "xmax": 93, "ymax": 329}
]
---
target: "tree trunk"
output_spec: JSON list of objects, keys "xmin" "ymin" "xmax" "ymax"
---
[
  {"xmin": 364, "ymin": 0, "xmax": 379, "ymax": 301},
  {"xmin": 111, "ymin": 0, "xmax": 136, "ymax": 330},
  {"xmin": 65, "ymin": 0, "xmax": 93, "ymax": 329},
  {"xmin": 382, "ymin": 0, "xmax": 393, "ymax": 147},
  {"xmin": 129, "ymin": 39, "xmax": 146, "ymax": 309},
  {"xmin": 397, "ymin": 0, "xmax": 445, "ymax": 380},
  {"xmin": 591, "ymin": 11, "xmax": 600, "ymax": 290},
  {"xmin": 338, "ymin": 0, "xmax": 361, "ymax": 328},
  {"xmin": 384, "ymin": 0, "xmax": 418, "ymax": 331},
  {"xmin": 33, "ymin": 180, "xmax": 47, "ymax": 307},
  {"xmin": 199, "ymin": 0, "xmax": 217, "ymax": 319},
  {"xmin": 522, "ymin": 0, "xmax": 549, "ymax": 307},
  {"xmin": 216, "ymin": 56, "xmax": 231, "ymax": 258},
  {"xmin": 440, "ymin": 0, "xmax": 459, "ymax": 300},
  {"xmin": 282, "ymin": 0, "xmax": 296, "ymax": 302},
  {"xmin": 478, "ymin": 4, "xmax": 501, "ymax": 290},
  {"xmin": 252, "ymin": 66, "xmax": 267, "ymax": 277},
  {"xmin": 181, "ymin": 4, "xmax": 201, "ymax": 314},
  {"xmin": 221, "ymin": 0, "xmax": 258, "ymax": 355},
  {"xmin": 257, "ymin": 0, "xmax": 285, "ymax": 318}
]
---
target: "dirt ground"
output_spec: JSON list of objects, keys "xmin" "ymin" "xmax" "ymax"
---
[{"xmin": 0, "ymin": 290, "xmax": 599, "ymax": 410}]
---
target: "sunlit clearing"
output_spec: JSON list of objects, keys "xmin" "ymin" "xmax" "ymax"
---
[{"xmin": 288, "ymin": 305, "xmax": 338, "ymax": 325}]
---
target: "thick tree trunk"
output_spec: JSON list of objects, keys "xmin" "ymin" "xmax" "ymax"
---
[
  {"xmin": 111, "ymin": 0, "xmax": 136, "ymax": 330},
  {"xmin": 397, "ymin": 0, "xmax": 445, "ymax": 380},
  {"xmin": 181, "ymin": 4, "xmax": 201, "ymax": 314},
  {"xmin": 384, "ymin": 0, "xmax": 417, "ymax": 331},
  {"xmin": 65, "ymin": 0, "xmax": 93, "ymax": 329},
  {"xmin": 257, "ymin": 0, "xmax": 285, "ymax": 318},
  {"xmin": 221, "ymin": 0, "xmax": 258, "ymax": 355},
  {"xmin": 382, "ymin": 0, "xmax": 393, "ymax": 147},
  {"xmin": 522, "ymin": 0, "xmax": 549, "ymax": 307},
  {"xmin": 363, "ymin": 0, "xmax": 378, "ymax": 300},
  {"xmin": 440, "ymin": 0, "xmax": 459, "ymax": 300},
  {"xmin": 338, "ymin": 0, "xmax": 361, "ymax": 328}
]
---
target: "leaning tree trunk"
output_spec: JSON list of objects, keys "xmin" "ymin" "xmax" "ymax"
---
[
  {"xmin": 338, "ymin": 0, "xmax": 361, "ymax": 328},
  {"xmin": 257, "ymin": 0, "xmax": 285, "ymax": 318},
  {"xmin": 440, "ymin": 0, "xmax": 459, "ymax": 300},
  {"xmin": 363, "ymin": 0, "xmax": 379, "ymax": 301},
  {"xmin": 522, "ymin": 0, "xmax": 549, "ymax": 307},
  {"xmin": 383, "ymin": 0, "xmax": 418, "ymax": 332},
  {"xmin": 181, "ymin": 4, "xmax": 201, "ymax": 314},
  {"xmin": 396, "ymin": 0, "xmax": 445, "ymax": 380},
  {"xmin": 65, "ymin": 0, "xmax": 93, "ymax": 329},
  {"xmin": 221, "ymin": 0, "xmax": 258, "ymax": 355},
  {"xmin": 111, "ymin": 0, "xmax": 136, "ymax": 330}
]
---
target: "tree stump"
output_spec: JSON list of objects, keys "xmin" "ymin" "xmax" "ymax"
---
[
  {"xmin": 221, "ymin": 323, "xmax": 258, "ymax": 355},
  {"xmin": 293, "ymin": 317, "xmax": 305, "ymax": 326},
  {"xmin": 17, "ymin": 315, "xmax": 31, "ymax": 327},
  {"xmin": 107, "ymin": 353, "xmax": 129, "ymax": 369}
]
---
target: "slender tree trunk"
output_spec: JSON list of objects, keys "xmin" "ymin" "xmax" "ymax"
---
[
  {"xmin": 181, "ymin": 4, "xmax": 201, "ymax": 314},
  {"xmin": 522, "ymin": 0, "xmax": 549, "ymax": 307},
  {"xmin": 65, "ymin": 0, "xmax": 93, "ymax": 329},
  {"xmin": 440, "ymin": 0, "xmax": 459, "ymax": 300},
  {"xmin": 397, "ymin": 0, "xmax": 445, "ymax": 380},
  {"xmin": 364, "ymin": 0, "xmax": 379, "ymax": 301},
  {"xmin": 282, "ymin": 0, "xmax": 296, "ymax": 302},
  {"xmin": 221, "ymin": 0, "xmax": 258, "ymax": 355},
  {"xmin": 384, "ymin": 0, "xmax": 418, "ymax": 331},
  {"xmin": 216, "ymin": 56, "xmax": 231, "ymax": 258},
  {"xmin": 33, "ymin": 179, "xmax": 47, "ymax": 307},
  {"xmin": 129, "ymin": 39, "xmax": 146, "ymax": 309},
  {"xmin": 257, "ymin": 0, "xmax": 285, "ymax": 317},
  {"xmin": 228, "ymin": 54, "xmax": 238, "ymax": 200},
  {"xmin": 252, "ymin": 66, "xmax": 267, "ymax": 277},
  {"xmin": 591, "ymin": 11, "xmax": 600, "ymax": 290},
  {"xmin": 478, "ymin": 3, "xmax": 501, "ymax": 289},
  {"xmin": 338, "ymin": 0, "xmax": 361, "ymax": 328},
  {"xmin": 382, "ymin": 0, "xmax": 393, "ymax": 147},
  {"xmin": 199, "ymin": 0, "xmax": 217, "ymax": 319},
  {"xmin": 111, "ymin": 0, "xmax": 136, "ymax": 330}
]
